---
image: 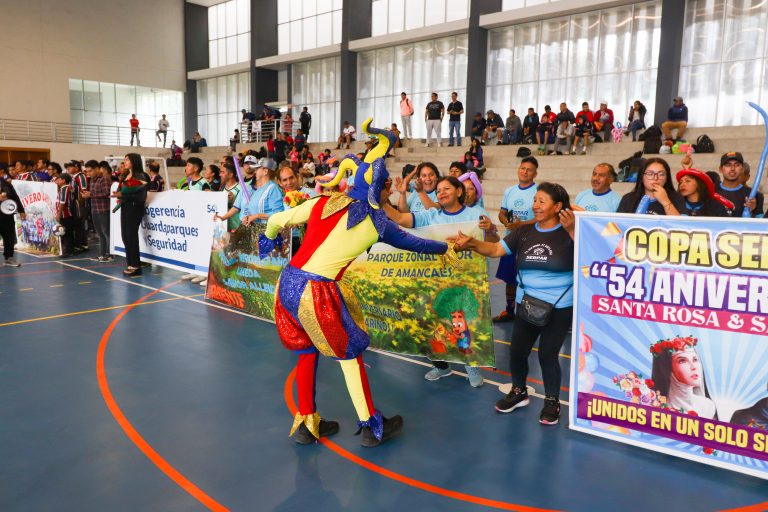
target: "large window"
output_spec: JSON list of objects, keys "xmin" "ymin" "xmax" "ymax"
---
[
  {"xmin": 208, "ymin": 0, "xmax": 250, "ymax": 68},
  {"xmin": 357, "ymin": 34, "xmax": 469, "ymax": 138},
  {"xmin": 68, "ymin": 79, "xmax": 183, "ymax": 145},
  {"xmin": 291, "ymin": 57, "xmax": 341, "ymax": 142},
  {"xmin": 486, "ymin": 1, "xmax": 661, "ymax": 128},
  {"xmin": 680, "ymin": 0, "xmax": 768, "ymax": 126},
  {"xmin": 196, "ymin": 72, "xmax": 251, "ymax": 146},
  {"xmin": 370, "ymin": 0, "xmax": 470, "ymax": 36},
  {"xmin": 278, "ymin": 0, "xmax": 342, "ymax": 55},
  {"xmin": 502, "ymin": 0, "xmax": 565, "ymax": 9}
]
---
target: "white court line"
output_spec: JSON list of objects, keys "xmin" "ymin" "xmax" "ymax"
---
[
  {"xmin": 11, "ymin": 257, "xmax": 93, "ymax": 266},
  {"xmin": 59, "ymin": 261, "xmax": 567, "ymax": 406}
]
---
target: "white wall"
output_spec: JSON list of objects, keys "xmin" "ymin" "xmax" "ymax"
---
[{"xmin": 0, "ymin": 0, "xmax": 187, "ymax": 124}]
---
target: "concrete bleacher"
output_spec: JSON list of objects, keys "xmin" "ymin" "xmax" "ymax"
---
[{"xmin": 164, "ymin": 125, "xmax": 765, "ymax": 221}]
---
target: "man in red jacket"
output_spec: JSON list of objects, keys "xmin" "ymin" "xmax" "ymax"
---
[{"xmin": 130, "ymin": 114, "xmax": 140, "ymax": 146}]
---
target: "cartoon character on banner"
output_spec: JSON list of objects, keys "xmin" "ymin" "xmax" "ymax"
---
[{"xmin": 432, "ymin": 285, "xmax": 480, "ymax": 355}]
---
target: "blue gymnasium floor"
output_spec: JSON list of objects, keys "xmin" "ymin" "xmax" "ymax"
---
[{"xmin": 1, "ymin": 252, "xmax": 768, "ymax": 512}]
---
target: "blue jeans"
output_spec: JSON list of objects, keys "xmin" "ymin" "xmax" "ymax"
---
[
  {"xmin": 503, "ymin": 127, "xmax": 521, "ymax": 144},
  {"xmin": 449, "ymin": 121, "xmax": 461, "ymax": 145}
]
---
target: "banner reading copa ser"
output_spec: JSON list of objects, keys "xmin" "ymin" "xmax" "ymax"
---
[
  {"xmin": 11, "ymin": 180, "xmax": 61, "ymax": 256},
  {"xmin": 571, "ymin": 212, "xmax": 768, "ymax": 480},
  {"xmin": 110, "ymin": 189, "xmax": 227, "ymax": 275}
]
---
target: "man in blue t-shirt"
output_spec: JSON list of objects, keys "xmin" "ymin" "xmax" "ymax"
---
[
  {"xmin": 574, "ymin": 163, "xmax": 622, "ymax": 213},
  {"xmin": 495, "ymin": 156, "xmax": 538, "ymax": 322}
]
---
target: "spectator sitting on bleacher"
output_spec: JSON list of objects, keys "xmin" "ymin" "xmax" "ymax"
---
[
  {"xmin": 571, "ymin": 102, "xmax": 594, "ymax": 155},
  {"xmin": 282, "ymin": 112, "xmax": 294, "ymax": 134},
  {"xmin": 503, "ymin": 109, "xmax": 522, "ymax": 145},
  {"xmin": 448, "ymin": 161, "xmax": 467, "ymax": 178},
  {"xmin": 335, "ymin": 121, "xmax": 356, "ymax": 149},
  {"xmin": 549, "ymin": 120, "xmax": 574, "ymax": 155},
  {"xmin": 574, "ymin": 163, "xmax": 621, "ymax": 212},
  {"xmin": 273, "ymin": 133, "xmax": 289, "ymax": 164},
  {"xmin": 555, "ymin": 102, "xmax": 576, "ymax": 125},
  {"xmin": 170, "ymin": 140, "xmax": 183, "ymax": 160},
  {"xmin": 662, "ymin": 96, "xmax": 688, "ymax": 141},
  {"xmin": 482, "ymin": 110, "xmax": 504, "ymax": 145},
  {"xmin": 625, "ymin": 101, "xmax": 647, "ymax": 141},
  {"xmin": 471, "ymin": 112, "xmax": 486, "ymax": 141},
  {"xmin": 522, "ymin": 107, "xmax": 539, "ymax": 144},
  {"xmin": 594, "ymin": 101, "xmax": 614, "ymax": 142},
  {"xmin": 318, "ymin": 148, "xmax": 332, "ymax": 165},
  {"xmin": 190, "ymin": 132, "xmax": 207, "ymax": 153},
  {"xmin": 294, "ymin": 129, "xmax": 306, "ymax": 151},
  {"xmin": 284, "ymin": 131, "xmax": 294, "ymax": 147},
  {"xmin": 537, "ymin": 105, "xmax": 556, "ymax": 149}
]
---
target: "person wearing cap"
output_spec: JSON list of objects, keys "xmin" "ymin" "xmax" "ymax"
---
[
  {"xmin": 594, "ymin": 101, "xmax": 614, "ymax": 143},
  {"xmin": 676, "ymin": 168, "xmax": 732, "ymax": 217},
  {"xmin": 574, "ymin": 163, "xmax": 621, "ymax": 212},
  {"xmin": 241, "ymin": 154, "xmax": 259, "ymax": 187},
  {"xmin": 718, "ymin": 152, "xmax": 764, "ymax": 217},
  {"xmin": 662, "ymin": 96, "xmax": 688, "ymax": 141},
  {"xmin": 216, "ymin": 157, "xmax": 283, "ymax": 227},
  {"xmin": 482, "ymin": 109, "xmax": 504, "ymax": 145},
  {"xmin": 0, "ymin": 175, "xmax": 25, "ymax": 266}
]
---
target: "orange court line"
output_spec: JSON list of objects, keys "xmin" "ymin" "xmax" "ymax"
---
[
  {"xmin": 283, "ymin": 368, "xmax": 560, "ymax": 512},
  {"xmin": 96, "ymin": 282, "xmax": 229, "ymax": 512},
  {"xmin": 0, "ymin": 294, "xmax": 204, "ymax": 328},
  {"xmin": 720, "ymin": 503, "xmax": 768, "ymax": 512}
]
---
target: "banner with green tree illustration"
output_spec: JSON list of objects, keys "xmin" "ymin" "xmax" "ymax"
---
[{"xmin": 342, "ymin": 221, "xmax": 494, "ymax": 367}]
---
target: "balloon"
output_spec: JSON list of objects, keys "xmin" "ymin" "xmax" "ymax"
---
[
  {"xmin": 578, "ymin": 369, "xmax": 595, "ymax": 392},
  {"xmin": 585, "ymin": 352, "xmax": 600, "ymax": 372},
  {"xmin": 580, "ymin": 332, "xmax": 592, "ymax": 353},
  {"xmin": 744, "ymin": 102, "xmax": 768, "ymax": 217},
  {"xmin": 578, "ymin": 353, "xmax": 586, "ymax": 372}
]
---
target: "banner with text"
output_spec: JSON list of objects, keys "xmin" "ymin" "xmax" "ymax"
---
[
  {"xmin": 570, "ymin": 212, "xmax": 768, "ymax": 480},
  {"xmin": 205, "ymin": 223, "xmax": 292, "ymax": 321},
  {"xmin": 11, "ymin": 180, "xmax": 61, "ymax": 256},
  {"xmin": 110, "ymin": 189, "xmax": 227, "ymax": 275},
  {"xmin": 342, "ymin": 221, "xmax": 494, "ymax": 367}
]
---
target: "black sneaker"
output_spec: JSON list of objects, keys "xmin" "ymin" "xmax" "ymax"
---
[
  {"xmin": 495, "ymin": 386, "xmax": 529, "ymax": 413},
  {"xmin": 293, "ymin": 419, "xmax": 340, "ymax": 445},
  {"xmin": 539, "ymin": 397, "xmax": 560, "ymax": 425},
  {"xmin": 360, "ymin": 415, "xmax": 403, "ymax": 447}
]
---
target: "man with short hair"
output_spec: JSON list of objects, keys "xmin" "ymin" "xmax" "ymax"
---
[
  {"xmin": 129, "ymin": 114, "xmax": 140, "ymax": 146},
  {"xmin": 424, "ymin": 92, "xmax": 445, "ymax": 147},
  {"xmin": 494, "ymin": 156, "xmax": 539, "ymax": 322},
  {"xmin": 273, "ymin": 132, "xmax": 289, "ymax": 163},
  {"xmin": 482, "ymin": 110, "xmax": 504, "ymax": 144},
  {"xmin": 522, "ymin": 107, "xmax": 539, "ymax": 143},
  {"xmin": 220, "ymin": 163, "xmax": 242, "ymax": 232},
  {"xmin": 147, "ymin": 161, "xmax": 165, "ymax": 192},
  {"xmin": 33, "ymin": 159, "xmax": 51, "ymax": 181},
  {"xmin": 335, "ymin": 121, "xmax": 356, "ymax": 150},
  {"xmin": 156, "ymin": 114, "xmax": 169, "ymax": 147},
  {"xmin": 299, "ymin": 106, "xmax": 312, "ymax": 140},
  {"xmin": 399, "ymin": 92, "xmax": 414, "ymax": 139},
  {"xmin": 662, "ymin": 96, "xmax": 688, "ymax": 141},
  {"xmin": 555, "ymin": 102, "xmax": 575, "ymax": 125},
  {"xmin": 574, "ymin": 164, "xmax": 622, "ymax": 212},
  {"xmin": 242, "ymin": 154, "xmax": 259, "ymax": 187},
  {"xmin": 446, "ymin": 91, "xmax": 464, "ymax": 147},
  {"xmin": 571, "ymin": 102, "xmax": 594, "ymax": 155},
  {"xmin": 294, "ymin": 129, "xmax": 307, "ymax": 151},
  {"xmin": 718, "ymin": 151, "xmax": 764, "ymax": 217},
  {"xmin": 70, "ymin": 161, "xmax": 89, "ymax": 253},
  {"xmin": 503, "ymin": 109, "xmax": 522, "ymax": 145},
  {"xmin": 84, "ymin": 161, "xmax": 113, "ymax": 262},
  {"xmin": 471, "ymin": 112, "xmax": 486, "ymax": 141}
]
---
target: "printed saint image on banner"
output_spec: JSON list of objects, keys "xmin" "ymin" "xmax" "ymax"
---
[
  {"xmin": 205, "ymin": 222, "xmax": 292, "ymax": 321},
  {"xmin": 11, "ymin": 181, "xmax": 61, "ymax": 256},
  {"xmin": 342, "ymin": 221, "xmax": 494, "ymax": 367},
  {"xmin": 570, "ymin": 212, "xmax": 768, "ymax": 481}
]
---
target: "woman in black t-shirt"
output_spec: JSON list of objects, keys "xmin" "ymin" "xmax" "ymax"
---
[
  {"xmin": 452, "ymin": 182, "xmax": 575, "ymax": 426},
  {"xmin": 675, "ymin": 168, "xmax": 732, "ymax": 217},
  {"xmin": 116, "ymin": 153, "xmax": 148, "ymax": 276},
  {"xmin": 617, "ymin": 157, "xmax": 684, "ymax": 215}
]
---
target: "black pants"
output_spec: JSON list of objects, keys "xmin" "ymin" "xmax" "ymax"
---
[
  {"xmin": 120, "ymin": 202, "xmax": 144, "ymax": 267},
  {"xmin": 0, "ymin": 215, "xmax": 15, "ymax": 258},
  {"xmin": 508, "ymin": 306, "xmax": 573, "ymax": 399},
  {"xmin": 61, "ymin": 217, "xmax": 77, "ymax": 256},
  {"xmin": 74, "ymin": 214, "xmax": 87, "ymax": 248}
]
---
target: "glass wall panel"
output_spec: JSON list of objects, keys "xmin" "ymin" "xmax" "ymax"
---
[
  {"xmin": 356, "ymin": 35, "xmax": 469, "ymax": 139},
  {"xmin": 196, "ymin": 72, "xmax": 251, "ymax": 146},
  {"xmin": 372, "ymin": 0, "xmax": 468, "ymax": 35},
  {"xmin": 207, "ymin": 0, "xmax": 250, "ymax": 68},
  {"xmin": 487, "ymin": 2, "xmax": 661, "ymax": 126},
  {"xmin": 680, "ymin": 0, "xmax": 768, "ymax": 126},
  {"xmin": 277, "ymin": 1, "xmax": 342, "ymax": 54},
  {"xmin": 291, "ymin": 57, "xmax": 341, "ymax": 142}
]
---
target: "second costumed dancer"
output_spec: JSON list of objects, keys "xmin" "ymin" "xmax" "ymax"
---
[{"xmin": 260, "ymin": 118, "xmax": 458, "ymax": 447}]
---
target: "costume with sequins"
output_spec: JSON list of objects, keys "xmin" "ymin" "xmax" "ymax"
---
[{"xmin": 260, "ymin": 119, "xmax": 457, "ymax": 441}]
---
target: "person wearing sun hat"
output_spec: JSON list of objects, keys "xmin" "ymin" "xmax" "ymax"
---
[
  {"xmin": 717, "ymin": 151, "xmax": 764, "ymax": 217},
  {"xmin": 675, "ymin": 167, "xmax": 733, "ymax": 217}
]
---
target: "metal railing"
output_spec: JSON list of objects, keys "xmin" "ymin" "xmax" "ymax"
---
[
  {"xmin": 0, "ymin": 118, "xmax": 176, "ymax": 148},
  {"xmin": 236, "ymin": 119, "xmax": 299, "ymax": 143}
]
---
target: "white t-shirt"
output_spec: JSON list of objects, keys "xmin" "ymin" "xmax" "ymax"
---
[
  {"xmin": 343, "ymin": 125, "xmax": 356, "ymax": 137},
  {"xmin": 158, "ymin": 119, "xmax": 169, "ymax": 130}
]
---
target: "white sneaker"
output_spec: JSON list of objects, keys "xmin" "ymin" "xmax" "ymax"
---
[
  {"xmin": 4, "ymin": 257, "xmax": 20, "ymax": 267},
  {"xmin": 199, "ymin": 279, "xmax": 208, "ymax": 286},
  {"xmin": 424, "ymin": 366, "xmax": 452, "ymax": 381},
  {"xmin": 190, "ymin": 276, "xmax": 206, "ymax": 283},
  {"xmin": 181, "ymin": 273, "xmax": 196, "ymax": 280}
]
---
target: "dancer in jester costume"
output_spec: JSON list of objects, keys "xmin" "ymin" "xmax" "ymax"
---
[{"xmin": 260, "ymin": 118, "xmax": 458, "ymax": 447}]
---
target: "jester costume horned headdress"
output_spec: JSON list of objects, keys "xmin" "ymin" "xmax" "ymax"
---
[{"xmin": 259, "ymin": 118, "xmax": 458, "ymax": 446}]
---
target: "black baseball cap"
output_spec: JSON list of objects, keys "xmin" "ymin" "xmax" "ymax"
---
[{"xmin": 720, "ymin": 152, "xmax": 744, "ymax": 166}]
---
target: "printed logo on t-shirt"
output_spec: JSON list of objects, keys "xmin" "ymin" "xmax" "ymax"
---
[
  {"xmin": 524, "ymin": 243, "xmax": 553, "ymax": 262},
  {"xmin": 514, "ymin": 198, "xmax": 525, "ymax": 208},
  {"xmin": 585, "ymin": 204, "xmax": 599, "ymax": 212}
]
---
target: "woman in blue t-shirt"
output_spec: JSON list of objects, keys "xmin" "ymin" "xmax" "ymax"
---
[
  {"xmin": 396, "ymin": 162, "xmax": 439, "ymax": 213},
  {"xmin": 451, "ymin": 182, "xmax": 575, "ymax": 426},
  {"xmin": 382, "ymin": 176, "xmax": 498, "ymax": 388}
]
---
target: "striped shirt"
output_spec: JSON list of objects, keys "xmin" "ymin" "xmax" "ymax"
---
[{"xmin": 58, "ymin": 185, "xmax": 74, "ymax": 218}]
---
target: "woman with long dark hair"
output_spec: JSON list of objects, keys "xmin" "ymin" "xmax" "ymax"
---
[
  {"xmin": 115, "ymin": 153, "xmax": 148, "ymax": 276},
  {"xmin": 617, "ymin": 157, "xmax": 684, "ymax": 215}
]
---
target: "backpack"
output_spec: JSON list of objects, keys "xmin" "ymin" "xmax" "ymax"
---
[
  {"xmin": 638, "ymin": 125, "xmax": 661, "ymax": 141},
  {"xmin": 694, "ymin": 134, "xmax": 714, "ymax": 153},
  {"xmin": 643, "ymin": 137, "xmax": 662, "ymax": 154},
  {"xmin": 516, "ymin": 147, "xmax": 532, "ymax": 157},
  {"xmin": 618, "ymin": 152, "xmax": 645, "ymax": 182}
]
